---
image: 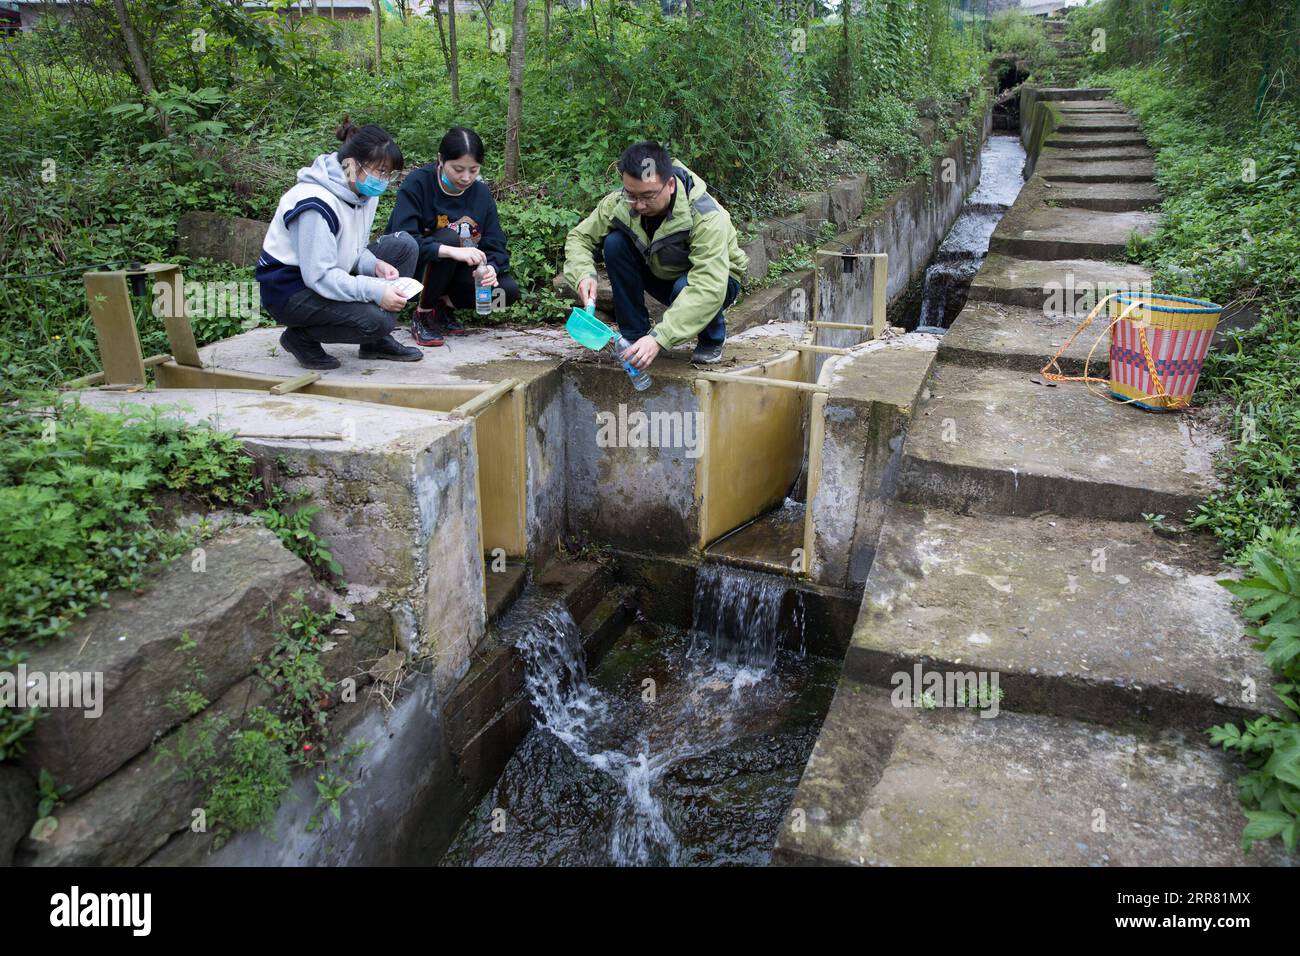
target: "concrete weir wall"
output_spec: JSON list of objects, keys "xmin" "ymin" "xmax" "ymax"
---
[
  {"xmin": 71, "ymin": 389, "xmax": 487, "ymax": 688},
  {"xmin": 812, "ymin": 335, "xmax": 941, "ymax": 590}
]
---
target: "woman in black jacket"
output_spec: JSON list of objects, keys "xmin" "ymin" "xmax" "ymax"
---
[{"xmin": 384, "ymin": 127, "xmax": 521, "ymax": 346}]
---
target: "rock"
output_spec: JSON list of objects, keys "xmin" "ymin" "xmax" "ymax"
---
[
  {"xmin": 827, "ymin": 175, "xmax": 867, "ymax": 228},
  {"xmin": 175, "ymin": 211, "xmax": 270, "ymax": 268},
  {"xmin": 19, "ymin": 525, "xmax": 330, "ymax": 799},
  {"xmin": 16, "ymin": 675, "xmax": 272, "ymax": 867},
  {"xmin": 0, "ymin": 765, "xmax": 36, "ymax": 866},
  {"xmin": 369, "ymin": 650, "xmax": 407, "ymax": 685},
  {"xmin": 763, "ymin": 212, "xmax": 809, "ymax": 262},
  {"xmin": 740, "ymin": 234, "xmax": 769, "ymax": 281}
]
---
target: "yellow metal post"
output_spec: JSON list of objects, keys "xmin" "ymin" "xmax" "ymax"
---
[{"xmin": 83, "ymin": 270, "xmax": 146, "ymax": 386}]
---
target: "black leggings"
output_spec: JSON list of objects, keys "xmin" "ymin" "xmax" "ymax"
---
[{"xmin": 416, "ymin": 227, "xmax": 521, "ymax": 312}]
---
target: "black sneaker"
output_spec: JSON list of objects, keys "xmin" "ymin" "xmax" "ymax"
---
[
  {"xmin": 359, "ymin": 333, "xmax": 424, "ymax": 362},
  {"xmin": 691, "ymin": 342, "xmax": 724, "ymax": 364},
  {"xmin": 442, "ymin": 308, "xmax": 469, "ymax": 336},
  {"xmin": 280, "ymin": 328, "xmax": 340, "ymax": 370},
  {"xmin": 411, "ymin": 309, "xmax": 445, "ymax": 347}
]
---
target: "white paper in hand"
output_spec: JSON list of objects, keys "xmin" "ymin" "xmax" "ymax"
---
[{"xmin": 392, "ymin": 277, "xmax": 424, "ymax": 298}]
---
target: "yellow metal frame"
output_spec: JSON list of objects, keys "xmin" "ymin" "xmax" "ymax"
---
[{"xmin": 694, "ymin": 247, "xmax": 889, "ymax": 576}]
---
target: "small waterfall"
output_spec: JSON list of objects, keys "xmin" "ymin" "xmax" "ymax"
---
[
  {"xmin": 510, "ymin": 594, "xmax": 680, "ymax": 865},
  {"xmin": 512, "ymin": 596, "xmax": 606, "ymax": 753},
  {"xmin": 690, "ymin": 563, "xmax": 793, "ymax": 672}
]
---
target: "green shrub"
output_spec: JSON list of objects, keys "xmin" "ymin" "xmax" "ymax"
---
[
  {"xmin": 1209, "ymin": 527, "xmax": 1300, "ymax": 854},
  {"xmin": 0, "ymin": 395, "xmax": 260, "ymax": 649}
]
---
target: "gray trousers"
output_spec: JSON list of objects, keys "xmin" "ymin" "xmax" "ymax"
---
[{"xmin": 277, "ymin": 232, "xmax": 419, "ymax": 344}]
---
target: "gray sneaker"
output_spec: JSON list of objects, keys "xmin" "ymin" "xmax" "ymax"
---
[{"xmin": 691, "ymin": 342, "xmax": 724, "ymax": 364}]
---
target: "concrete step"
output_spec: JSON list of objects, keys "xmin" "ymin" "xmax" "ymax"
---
[
  {"xmin": 939, "ymin": 301, "xmax": 1106, "ymax": 375},
  {"xmin": 1038, "ymin": 179, "xmax": 1162, "ymax": 212},
  {"xmin": 967, "ymin": 253, "xmax": 1153, "ymax": 311},
  {"xmin": 1038, "ymin": 145, "xmax": 1154, "ymax": 164},
  {"xmin": 1032, "ymin": 87, "xmax": 1114, "ymax": 101},
  {"xmin": 896, "ymin": 362, "xmax": 1223, "ymax": 521},
  {"xmin": 1038, "ymin": 158, "xmax": 1157, "ymax": 183},
  {"xmin": 847, "ymin": 502, "xmax": 1280, "ymax": 731},
  {"xmin": 990, "ymin": 206, "xmax": 1160, "ymax": 260},
  {"xmin": 1045, "ymin": 132, "xmax": 1149, "ymax": 150},
  {"xmin": 1055, "ymin": 116, "xmax": 1142, "ymax": 134},
  {"xmin": 1055, "ymin": 100, "xmax": 1125, "ymax": 112},
  {"xmin": 774, "ymin": 680, "xmax": 1293, "ymax": 866}
]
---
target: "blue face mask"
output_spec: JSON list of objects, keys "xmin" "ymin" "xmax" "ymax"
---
[
  {"xmin": 357, "ymin": 174, "xmax": 389, "ymax": 197},
  {"xmin": 440, "ymin": 166, "xmax": 469, "ymax": 195}
]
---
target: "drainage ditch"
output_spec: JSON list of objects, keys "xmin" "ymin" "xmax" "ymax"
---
[{"xmin": 904, "ymin": 132, "xmax": 1027, "ymax": 334}]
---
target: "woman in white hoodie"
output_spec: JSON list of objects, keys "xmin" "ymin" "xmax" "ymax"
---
[{"xmin": 256, "ymin": 118, "xmax": 423, "ymax": 370}]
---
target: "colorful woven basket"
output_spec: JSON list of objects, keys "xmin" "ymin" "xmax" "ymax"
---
[
  {"xmin": 1106, "ymin": 293, "xmax": 1220, "ymax": 410},
  {"xmin": 1041, "ymin": 292, "xmax": 1222, "ymax": 412}
]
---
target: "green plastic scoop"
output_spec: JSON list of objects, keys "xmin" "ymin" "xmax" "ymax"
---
[{"xmin": 565, "ymin": 302, "xmax": 616, "ymax": 351}]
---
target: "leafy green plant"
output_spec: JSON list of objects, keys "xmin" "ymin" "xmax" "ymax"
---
[
  {"xmin": 252, "ymin": 488, "xmax": 344, "ymax": 583},
  {"xmin": 0, "ymin": 396, "xmax": 260, "ymax": 650},
  {"xmin": 160, "ymin": 595, "xmax": 366, "ymax": 843},
  {"xmin": 1070, "ymin": 60, "xmax": 1299, "ymax": 561},
  {"xmin": 28, "ymin": 768, "xmax": 72, "ymax": 843},
  {"xmin": 1208, "ymin": 526, "xmax": 1300, "ymax": 854}
]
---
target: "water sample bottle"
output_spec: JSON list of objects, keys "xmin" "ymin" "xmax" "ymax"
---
[
  {"xmin": 612, "ymin": 335, "xmax": 653, "ymax": 391},
  {"xmin": 474, "ymin": 265, "xmax": 493, "ymax": 316}
]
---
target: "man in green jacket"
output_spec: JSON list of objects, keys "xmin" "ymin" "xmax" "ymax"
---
[{"xmin": 563, "ymin": 142, "xmax": 748, "ymax": 367}]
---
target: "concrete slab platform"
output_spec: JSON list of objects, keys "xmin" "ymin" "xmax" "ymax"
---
[
  {"xmin": 1044, "ymin": 132, "xmax": 1149, "ymax": 150},
  {"xmin": 896, "ymin": 362, "xmax": 1224, "ymax": 521},
  {"xmin": 939, "ymin": 300, "xmax": 1106, "ymax": 374},
  {"xmin": 848, "ymin": 502, "xmax": 1279, "ymax": 730},
  {"xmin": 71, "ymin": 385, "xmax": 461, "ymax": 452},
  {"xmin": 989, "ymin": 206, "xmax": 1160, "ymax": 260},
  {"xmin": 968, "ymin": 254, "xmax": 1153, "ymax": 311},
  {"xmin": 194, "ymin": 325, "xmax": 583, "ymax": 389},
  {"xmin": 1036, "ymin": 179, "xmax": 1162, "ymax": 212},
  {"xmin": 774, "ymin": 680, "xmax": 1293, "ymax": 866},
  {"xmin": 69, "ymin": 387, "xmax": 487, "ymax": 692},
  {"xmin": 1037, "ymin": 158, "xmax": 1157, "ymax": 183}
]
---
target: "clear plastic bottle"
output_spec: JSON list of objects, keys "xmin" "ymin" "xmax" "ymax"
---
[
  {"xmin": 612, "ymin": 335, "xmax": 653, "ymax": 391},
  {"xmin": 461, "ymin": 223, "xmax": 491, "ymax": 316},
  {"xmin": 474, "ymin": 265, "xmax": 493, "ymax": 315}
]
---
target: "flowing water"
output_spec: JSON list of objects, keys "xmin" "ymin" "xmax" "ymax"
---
[
  {"xmin": 439, "ymin": 570, "xmax": 835, "ymax": 866},
  {"xmin": 912, "ymin": 133, "xmax": 1027, "ymax": 333}
]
